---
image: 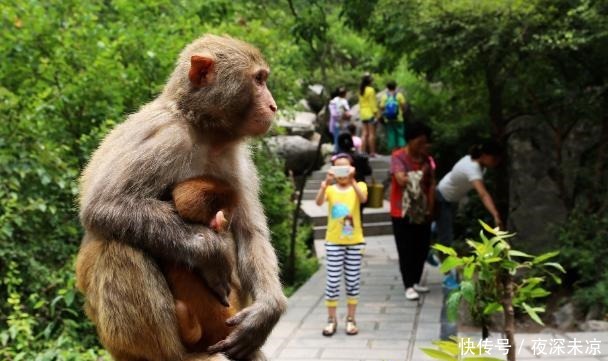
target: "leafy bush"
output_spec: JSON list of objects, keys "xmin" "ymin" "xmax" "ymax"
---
[
  {"xmin": 253, "ymin": 140, "xmax": 318, "ymax": 292},
  {"xmin": 434, "ymin": 222, "xmax": 564, "ymax": 361},
  {"xmin": 435, "ymin": 222, "xmax": 564, "ymax": 328},
  {"xmin": 558, "ymin": 209, "xmax": 608, "ymax": 315}
]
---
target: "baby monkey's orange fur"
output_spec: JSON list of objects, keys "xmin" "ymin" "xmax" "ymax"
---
[{"xmin": 165, "ymin": 175, "xmax": 241, "ymax": 352}]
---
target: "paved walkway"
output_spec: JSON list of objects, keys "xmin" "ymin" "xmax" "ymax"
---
[{"xmin": 263, "ymin": 234, "xmax": 608, "ymax": 361}]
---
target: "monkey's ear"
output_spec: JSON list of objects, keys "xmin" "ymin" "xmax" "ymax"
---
[{"xmin": 189, "ymin": 55, "xmax": 215, "ymax": 87}]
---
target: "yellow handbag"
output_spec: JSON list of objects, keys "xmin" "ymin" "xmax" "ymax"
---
[{"xmin": 367, "ymin": 178, "xmax": 384, "ymax": 208}]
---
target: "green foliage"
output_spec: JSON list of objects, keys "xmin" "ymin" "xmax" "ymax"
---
[
  {"xmin": 253, "ymin": 141, "xmax": 319, "ymax": 290},
  {"xmin": 558, "ymin": 208, "xmax": 608, "ymax": 314},
  {"xmin": 434, "ymin": 221, "xmax": 564, "ymax": 327},
  {"xmin": 0, "ymin": 260, "xmax": 108, "ymax": 360},
  {"xmin": 287, "ymin": 0, "xmax": 392, "ymax": 89}
]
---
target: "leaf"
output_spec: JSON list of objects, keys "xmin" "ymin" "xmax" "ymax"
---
[
  {"xmin": 528, "ymin": 288, "xmax": 551, "ymax": 298},
  {"xmin": 433, "ymin": 244, "xmax": 457, "ymax": 256},
  {"xmin": 50, "ymin": 295, "xmax": 62, "ymax": 316},
  {"xmin": 532, "ymin": 250, "xmax": 559, "ymax": 264},
  {"xmin": 521, "ymin": 277, "xmax": 544, "ymax": 286},
  {"xmin": 483, "ymin": 302, "xmax": 503, "ymax": 314},
  {"xmin": 466, "ymin": 240, "xmax": 484, "ymax": 254},
  {"xmin": 432, "ymin": 340, "xmax": 460, "ymax": 356},
  {"xmin": 508, "ymin": 250, "xmax": 534, "ymax": 258},
  {"xmin": 522, "ymin": 302, "xmax": 545, "ymax": 325},
  {"xmin": 546, "ymin": 270, "xmax": 563, "ymax": 285},
  {"xmin": 543, "ymin": 262, "xmax": 566, "ymax": 273},
  {"xmin": 421, "ymin": 348, "xmax": 458, "ymax": 361},
  {"xmin": 493, "ymin": 239, "xmax": 508, "ymax": 254},
  {"xmin": 64, "ymin": 289, "xmax": 75, "ymax": 306},
  {"xmin": 42, "ymin": 322, "xmax": 54, "ymax": 340},
  {"xmin": 479, "ymin": 220, "xmax": 497, "ymax": 235},
  {"xmin": 460, "ymin": 280, "xmax": 475, "ymax": 303},
  {"xmin": 440, "ymin": 256, "xmax": 464, "ymax": 273},
  {"xmin": 464, "ymin": 263, "xmax": 476, "ymax": 279},
  {"xmin": 446, "ymin": 291, "xmax": 462, "ymax": 322}
]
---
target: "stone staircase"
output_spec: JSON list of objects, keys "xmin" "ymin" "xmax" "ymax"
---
[{"xmin": 299, "ymin": 155, "xmax": 394, "ymax": 256}]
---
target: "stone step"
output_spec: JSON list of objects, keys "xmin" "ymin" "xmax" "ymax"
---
[
  {"xmin": 368, "ymin": 157, "xmax": 390, "ymax": 168},
  {"xmin": 301, "ymin": 189, "xmax": 319, "ymax": 200},
  {"xmin": 313, "ymin": 220, "xmax": 393, "ymax": 240}
]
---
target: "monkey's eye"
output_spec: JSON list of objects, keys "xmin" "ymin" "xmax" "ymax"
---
[{"xmin": 254, "ymin": 71, "xmax": 266, "ymax": 85}]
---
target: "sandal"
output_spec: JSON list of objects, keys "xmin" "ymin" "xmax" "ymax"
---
[
  {"xmin": 345, "ymin": 316, "xmax": 358, "ymax": 335},
  {"xmin": 322, "ymin": 318, "xmax": 337, "ymax": 337}
]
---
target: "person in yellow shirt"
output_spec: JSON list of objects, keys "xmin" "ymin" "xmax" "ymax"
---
[
  {"xmin": 380, "ymin": 80, "xmax": 407, "ymax": 151},
  {"xmin": 358, "ymin": 73, "xmax": 379, "ymax": 156},
  {"xmin": 315, "ymin": 153, "xmax": 368, "ymax": 337}
]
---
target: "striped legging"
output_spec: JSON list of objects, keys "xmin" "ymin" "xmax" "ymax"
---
[{"xmin": 324, "ymin": 243, "xmax": 364, "ymax": 307}]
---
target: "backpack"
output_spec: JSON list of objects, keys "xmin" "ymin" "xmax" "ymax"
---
[{"xmin": 384, "ymin": 93, "xmax": 399, "ymax": 120}]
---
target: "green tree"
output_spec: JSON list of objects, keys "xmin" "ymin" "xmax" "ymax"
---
[{"xmin": 342, "ymin": 0, "xmax": 608, "ymax": 219}]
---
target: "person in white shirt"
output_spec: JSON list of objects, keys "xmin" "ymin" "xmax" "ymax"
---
[
  {"xmin": 328, "ymin": 87, "xmax": 351, "ymax": 153},
  {"xmin": 436, "ymin": 141, "xmax": 503, "ymax": 246}
]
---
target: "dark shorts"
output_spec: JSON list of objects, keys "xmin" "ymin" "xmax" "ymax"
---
[{"xmin": 361, "ymin": 117, "xmax": 375, "ymax": 124}]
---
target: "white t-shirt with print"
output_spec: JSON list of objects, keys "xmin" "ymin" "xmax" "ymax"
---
[
  {"xmin": 437, "ymin": 155, "xmax": 483, "ymax": 202},
  {"xmin": 329, "ymin": 97, "xmax": 350, "ymax": 128}
]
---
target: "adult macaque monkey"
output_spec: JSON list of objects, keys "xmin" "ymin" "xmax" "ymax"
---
[{"xmin": 75, "ymin": 34, "xmax": 287, "ymax": 361}]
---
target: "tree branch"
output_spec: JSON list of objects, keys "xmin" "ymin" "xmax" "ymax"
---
[{"xmin": 286, "ymin": 0, "xmax": 298, "ymax": 19}]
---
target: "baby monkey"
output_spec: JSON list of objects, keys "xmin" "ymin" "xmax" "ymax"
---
[{"xmin": 164, "ymin": 175, "xmax": 242, "ymax": 352}]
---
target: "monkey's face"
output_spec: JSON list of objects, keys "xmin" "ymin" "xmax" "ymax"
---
[
  {"xmin": 241, "ymin": 67, "xmax": 277, "ymax": 137},
  {"xmin": 179, "ymin": 42, "xmax": 276, "ymax": 140}
]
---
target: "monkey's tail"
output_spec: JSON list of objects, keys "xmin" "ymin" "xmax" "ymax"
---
[{"xmin": 175, "ymin": 299, "xmax": 203, "ymax": 346}]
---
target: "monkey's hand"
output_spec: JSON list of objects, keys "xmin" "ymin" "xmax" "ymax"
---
[
  {"xmin": 208, "ymin": 297, "xmax": 285, "ymax": 360},
  {"xmin": 190, "ymin": 227, "xmax": 233, "ymax": 307},
  {"xmin": 209, "ymin": 210, "xmax": 228, "ymax": 233}
]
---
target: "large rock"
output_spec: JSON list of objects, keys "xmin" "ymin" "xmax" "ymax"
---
[
  {"xmin": 276, "ymin": 111, "xmax": 317, "ymax": 138},
  {"xmin": 506, "ymin": 116, "xmax": 596, "ymax": 252},
  {"xmin": 296, "ymin": 99, "xmax": 312, "ymax": 112},
  {"xmin": 580, "ymin": 320, "xmax": 608, "ymax": 332},
  {"xmin": 306, "ymin": 84, "xmax": 326, "ymax": 113},
  {"xmin": 266, "ymin": 135, "xmax": 319, "ymax": 175},
  {"xmin": 553, "ymin": 302, "xmax": 577, "ymax": 330}
]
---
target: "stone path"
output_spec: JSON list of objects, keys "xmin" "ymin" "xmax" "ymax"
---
[{"xmin": 263, "ymin": 233, "xmax": 608, "ymax": 360}]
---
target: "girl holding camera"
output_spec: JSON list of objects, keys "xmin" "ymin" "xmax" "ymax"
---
[{"xmin": 315, "ymin": 153, "xmax": 368, "ymax": 336}]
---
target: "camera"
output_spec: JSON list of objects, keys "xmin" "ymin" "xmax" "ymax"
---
[{"xmin": 331, "ymin": 166, "xmax": 350, "ymax": 178}]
